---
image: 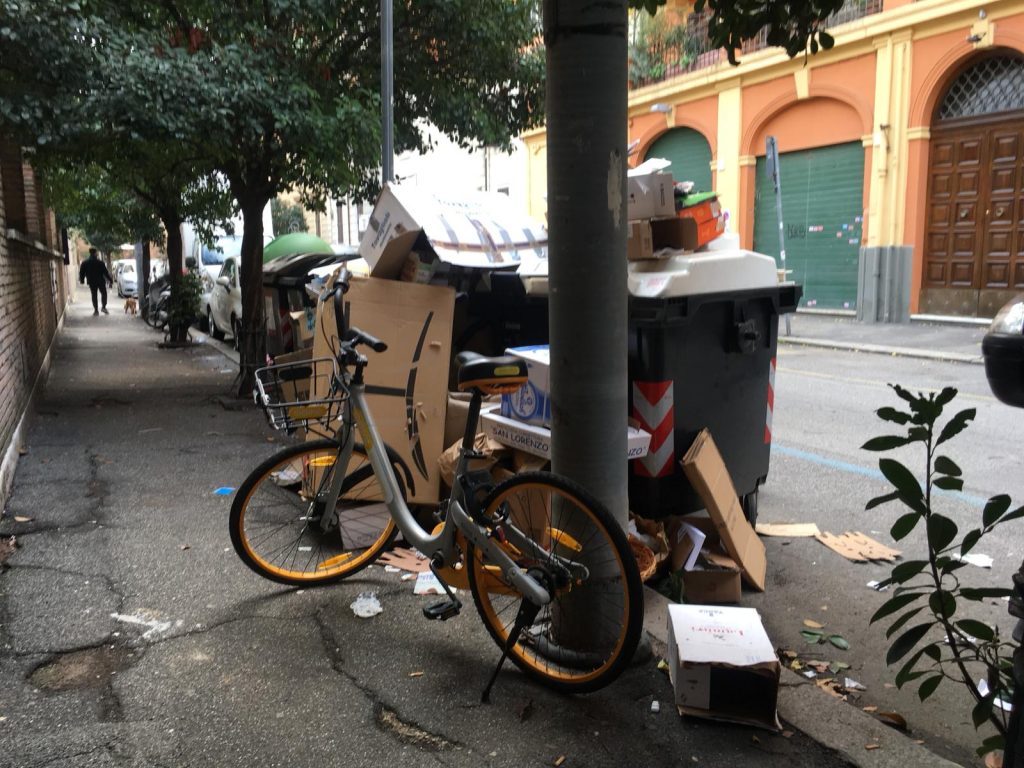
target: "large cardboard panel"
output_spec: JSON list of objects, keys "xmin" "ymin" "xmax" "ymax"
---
[
  {"xmin": 681, "ymin": 430, "xmax": 767, "ymax": 591},
  {"xmin": 667, "ymin": 604, "xmax": 780, "ymax": 730},
  {"xmin": 311, "ymin": 276, "xmax": 455, "ymax": 503}
]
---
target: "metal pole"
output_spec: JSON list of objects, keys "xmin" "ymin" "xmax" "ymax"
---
[
  {"xmin": 381, "ymin": 0, "xmax": 394, "ymax": 184},
  {"xmin": 766, "ymin": 136, "xmax": 791, "ymax": 336},
  {"xmin": 544, "ymin": 0, "xmax": 629, "ymax": 528},
  {"xmin": 1005, "ymin": 559, "xmax": 1024, "ymax": 768}
]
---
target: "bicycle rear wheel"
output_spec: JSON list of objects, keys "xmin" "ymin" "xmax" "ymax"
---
[
  {"xmin": 466, "ymin": 472, "xmax": 643, "ymax": 694},
  {"xmin": 229, "ymin": 438, "xmax": 401, "ymax": 585}
]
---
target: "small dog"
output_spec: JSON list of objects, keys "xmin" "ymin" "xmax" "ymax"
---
[{"xmin": 124, "ymin": 297, "xmax": 138, "ymax": 315}]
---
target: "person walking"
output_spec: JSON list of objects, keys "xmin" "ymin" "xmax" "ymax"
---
[{"xmin": 79, "ymin": 247, "xmax": 113, "ymax": 315}]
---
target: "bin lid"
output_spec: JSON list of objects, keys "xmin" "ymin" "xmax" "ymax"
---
[{"xmin": 627, "ymin": 249, "xmax": 778, "ymax": 299}]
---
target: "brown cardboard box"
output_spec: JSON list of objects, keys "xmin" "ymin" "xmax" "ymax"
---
[
  {"xmin": 627, "ymin": 220, "xmax": 654, "ymax": 261},
  {"xmin": 681, "ymin": 429, "xmax": 767, "ymax": 591},
  {"xmin": 682, "ymin": 552, "xmax": 742, "ymax": 604},
  {"xmin": 651, "ymin": 216, "xmax": 698, "ymax": 252},
  {"xmin": 311, "ymin": 275, "xmax": 455, "ymax": 503},
  {"xmin": 288, "ymin": 309, "xmax": 315, "ymax": 348}
]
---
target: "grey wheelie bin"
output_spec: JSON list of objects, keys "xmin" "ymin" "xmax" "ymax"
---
[{"xmin": 626, "ymin": 249, "xmax": 801, "ymax": 523}]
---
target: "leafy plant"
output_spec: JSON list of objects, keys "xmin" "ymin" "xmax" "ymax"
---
[
  {"xmin": 628, "ymin": 10, "xmax": 694, "ymax": 88},
  {"xmin": 864, "ymin": 385, "xmax": 1020, "ymax": 757}
]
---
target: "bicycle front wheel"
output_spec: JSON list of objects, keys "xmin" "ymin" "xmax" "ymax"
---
[
  {"xmin": 229, "ymin": 439, "xmax": 401, "ymax": 586},
  {"xmin": 466, "ymin": 472, "xmax": 643, "ymax": 694}
]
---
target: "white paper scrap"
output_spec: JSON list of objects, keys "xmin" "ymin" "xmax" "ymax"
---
[
  {"xmin": 978, "ymin": 679, "xmax": 1013, "ymax": 712},
  {"xmin": 414, "ymin": 571, "xmax": 455, "ymax": 596},
  {"xmin": 955, "ymin": 553, "xmax": 994, "ymax": 569},
  {"xmin": 350, "ymin": 592, "xmax": 382, "ymax": 619},
  {"xmin": 677, "ymin": 522, "xmax": 706, "ymax": 572}
]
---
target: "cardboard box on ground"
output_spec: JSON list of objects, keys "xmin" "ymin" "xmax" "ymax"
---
[{"xmin": 667, "ymin": 604, "xmax": 781, "ymax": 730}]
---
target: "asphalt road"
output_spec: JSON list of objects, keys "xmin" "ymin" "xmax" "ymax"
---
[
  {"xmin": 745, "ymin": 344, "xmax": 1024, "ymax": 767},
  {"xmin": 0, "ymin": 299, "xmax": 856, "ymax": 768}
]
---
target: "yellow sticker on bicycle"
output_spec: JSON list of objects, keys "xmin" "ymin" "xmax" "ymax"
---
[
  {"xmin": 353, "ymin": 406, "xmax": 373, "ymax": 451},
  {"xmin": 494, "ymin": 366, "xmax": 521, "ymax": 376},
  {"xmin": 307, "ymin": 456, "xmax": 336, "ymax": 468}
]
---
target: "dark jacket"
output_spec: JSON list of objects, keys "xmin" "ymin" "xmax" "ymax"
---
[{"xmin": 79, "ymin": 257, "xmax": 112, "ymax": 287}]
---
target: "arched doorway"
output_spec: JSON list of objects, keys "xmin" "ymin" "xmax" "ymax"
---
[
  {"xmin": 921, "ymin": 54, "xmax": 1024, "ymax": 317},
  {"xmin": 644, "ymin": 127, "xmax": 713, "ymax": 192}
]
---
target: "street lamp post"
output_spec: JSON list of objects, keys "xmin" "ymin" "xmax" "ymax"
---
[{"xmin": 381, "ymin": 0, "xmax": 394, "ymax": 184}]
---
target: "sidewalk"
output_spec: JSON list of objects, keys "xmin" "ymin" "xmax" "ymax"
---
[
  {"xmin": 780, "ymin": 312, "xmax": 989, "ymax": 365},
  {"xmin": 0, "ymin": 293, "xmax": 862, "ymax": 768}
]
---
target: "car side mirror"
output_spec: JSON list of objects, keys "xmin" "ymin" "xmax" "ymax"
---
[{"xmin": 216, "ymin": 276, "xmax": 230, "ymax": 289}]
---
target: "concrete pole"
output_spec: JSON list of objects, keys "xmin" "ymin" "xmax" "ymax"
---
[
  {"xmin": 381, "ymin": 0, "xmax": 394, "ymax": 184},
  {"xmin": 544, "ymin": 1, "xmax": 629, "ymax": 528}
]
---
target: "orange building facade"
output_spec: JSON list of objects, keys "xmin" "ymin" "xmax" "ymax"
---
[{"xmin": 522, "ymin": 0, "xmax": 1024, "ymax": 318}]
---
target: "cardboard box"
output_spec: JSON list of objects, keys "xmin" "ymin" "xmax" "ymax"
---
[
  {"xmin": 650, "ymin": 216, "xmax": 698, "ymax": 252},
  {"xmin": 481, "ymin": 408, "xmax": 651, "ymax": 461},
  {"xmin": 627, "ymin": 220, "xmax": 654, "ymax": 261},
  {"xmin": 681, "ymin": 553, "xmax": 742, "ymax": 604},
  {"xmin": 627, "ymin": 172, "xmax": 676, "ymax": 220},
  {"xmin": 311, "ymin": 275, "xmax": 455, "ymax": 503},
  {"xmin": 360, "ymin": 183, "xmax": 548, "ymax": 273},
  {"xmin": 500, "ymin": 345, "xmax": 551, "ymax": 426},
  {"xmin": 667, "ymin": 604, "xmax": 781, "ymax": 729},
  {"xmin": 288, "ymin": 308, "xmax": 316, "ymax": 348},
  {"xmin": 678, "ymin": 195, "xmax": 725, "ymax": 249},
  {"xmin": 681, "ymin": 430, "xmax": 767, "ymax": 591}
]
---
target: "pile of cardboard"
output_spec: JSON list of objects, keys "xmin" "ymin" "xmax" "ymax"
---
[
  {"xmin": 634, "ymin": 429, "xmax": 767, "ymax": 605},
  {"xmin": 626, "ymin": 161, "xmax": 726, "ymax": 262}
]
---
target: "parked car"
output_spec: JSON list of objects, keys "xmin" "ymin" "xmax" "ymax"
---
[
  {"xmin": 195, "ymin": 235, "xmax": 244, "ymax": 331},
  {"xmin": 114, "ymin": 259, "xmax": 137, "ymax": 298},
  {"xmin": 206, "ymin": 255, "xmax": 243, "ymax": 348}
]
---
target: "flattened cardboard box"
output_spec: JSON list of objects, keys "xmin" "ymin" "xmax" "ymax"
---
[
  {"xmin": 667, "ymin": 604, "xmax": 780, "ymax": 730},
  {"xmin": 681, "ymin": 429, "xmax": 767, "ymax": 591},
  {"xmin": 311, "ymin": 275, "xmax": 454, "ymax": 503}
]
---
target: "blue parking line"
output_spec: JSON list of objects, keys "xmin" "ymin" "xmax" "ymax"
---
[{"xmin": 773, "ymin": 443, "xmax": 987, "ymax": 509}]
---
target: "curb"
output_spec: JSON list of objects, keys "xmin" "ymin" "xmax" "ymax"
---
[
  {"xmin": 779, "ymin": 335, "xmax": 984, "ymax": 366},
  {"xmin": 642, "ymin": 587, "xmax": 963, "ymax": 768}
]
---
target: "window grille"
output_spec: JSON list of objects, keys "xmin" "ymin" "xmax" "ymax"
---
[{"xmin": 938, "ymin": 57, "xmax": 1024, "ymax": 120}]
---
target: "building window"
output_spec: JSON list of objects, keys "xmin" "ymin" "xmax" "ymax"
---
[{"xmin": 938, "ymin": 56, "xmax": 1024, "ymax": 121}]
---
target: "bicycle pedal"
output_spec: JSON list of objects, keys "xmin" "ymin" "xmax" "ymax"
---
[{"xmin": 422, "ymin": 598, "xmax": 462, "ymax": 621}]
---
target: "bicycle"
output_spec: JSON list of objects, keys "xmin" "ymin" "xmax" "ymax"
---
[{"xmin": 230, "ymin": 268, "xmax": 643, "ymax": 699}]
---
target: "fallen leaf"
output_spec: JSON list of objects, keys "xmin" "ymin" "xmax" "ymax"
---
[
  {"xmin": 17, "ymin": 446, "xmax": 27, "ymax": 456},
  {"xmin": 803, "ymin": 619, "xmax": 825, "ymax": 629},
  {"xmin": 779, "ymin": 649, "xmax": 798, "ymax": 660},
  {"xmin": 408, "ymin": 671, "xmax": 423, "ymax": 678},
  {"xmin": 553, "ymin": 756, "xmax": 566, "ymax": 767},
  {"xmin": 180, "ymin": 544, "xmax": 191, "ymax": 551},
  {"xmin": 829, "ymin": 661, "xmax": 850, "ymax": 673},
  {"xmin": 751, "ymin": 735, "xmax": 760, "ymax": 744},
  {"xmin": 914, "ymin": 740, "xmax": 925, "ymax": 746},
  {"xmin": 800, "ymin": 630, "xmax": 824, "ymax": 644},
  {"xmin": 985, "ymin": 752, "xmax": 1002, "ymax": 768},
  {"xmin": 782, "ymin": 730, "xmax": 793, "ymax": 739},
  {"xmin": 875, "ymin": 711, "xmax": 907, "ymax": 731},
  {"xmin": 862, "ymin": 705, "xmax": 878, "ymax": 713},
  {"xmin": 657, "ymin": 659, "xmax": 670, "ymax": 675},
  {"xmin": 865, "ymin": 744, "xmax": 880, "ymax": 751},
  {"xmin": 828, "ymin": 634, "xmax": 850, "ymax": 651},
  {"xmin": 13, "ymin": 516, "xmax": 33, "ymax": 523},
  {"xmin": 884, "ymin": 683, "xmax": 896, "ymax": 689},
  {"xmin": 0, "ymin": 536, "xmax": 17, "ymax": 566}
]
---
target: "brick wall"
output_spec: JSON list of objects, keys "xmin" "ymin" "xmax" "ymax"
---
[{"xmin": 0, "ymin": 142, "xmax": 70, "ymax": 504}]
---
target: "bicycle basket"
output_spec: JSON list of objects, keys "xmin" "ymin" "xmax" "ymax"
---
[{"xmin": 254, "ymin": 357, "xmax": 347, "ymax": 432}]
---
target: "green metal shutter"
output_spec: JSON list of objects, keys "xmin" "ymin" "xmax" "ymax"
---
[
  {"xmin": 753, "ymin": 142, "xmax": 865, "ymax": 310},
  {"xmin": 645, "ymin": 128, "xmax": 713, "ymax": 192}
]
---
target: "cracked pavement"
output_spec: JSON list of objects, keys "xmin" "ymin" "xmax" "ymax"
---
[{"xmin": 0, "ymin": 292, "xmax": 856, "ymax": 768}]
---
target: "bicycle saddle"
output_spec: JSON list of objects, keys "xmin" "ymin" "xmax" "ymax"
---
[{"xmin": 455, "ymin": 351, "xmax": 528, "ymax": 395}]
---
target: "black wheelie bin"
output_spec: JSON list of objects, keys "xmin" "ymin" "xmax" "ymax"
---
[{"xmin": 626, "ymin": 249, "xmax": 801, "ymax": 523}]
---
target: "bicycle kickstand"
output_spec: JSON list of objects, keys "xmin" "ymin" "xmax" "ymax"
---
[{"xmin": 481, "ymin": 598, "xmax": 540, "ymax": 704}]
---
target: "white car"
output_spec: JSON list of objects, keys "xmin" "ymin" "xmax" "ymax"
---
[
  {"xmin": 114, "ymin": 259, "xmax": 137, "ymax": 297},
  {"xmin": 207, "ymin": 255, "xmax": 243, "ymax": 347}
]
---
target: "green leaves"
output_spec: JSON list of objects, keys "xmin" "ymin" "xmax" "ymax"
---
[
  {"xmin": 862, "ymin": 435, "xmax": 908, "ymax": 451},
  {"xmin": 827, "ymin": 634, "xmax": 850, "ymax": 650},
  {"xmin": 890, "ymin": 513, "xmax": 920, "ymax": 541},
  {"xmin": 936, "ymin": 408, "xmax": 976, "ymax": 446},
  {"xmin": 926, "ymin": 514, "xmax": 958, "ymax": 552},
  {"xmin": 928, "ymin": 589, "xmax": 955, "ymax": 619},
  {"xmin": 933, "ymin": 455, "xmax": 961, "ymax": 476},
  {"xmin": 982, "ymin": 495, "xmax": 1011, "ymax": 527},
  {"xmin": 876, "ymin": 406, "xmax": 910, "ymax": 425},
  {"xmin": 955, "ymin": 619, "xmax": 994, "ymax": 642},
  {"xmin": 870, "ymin": 591, "xmax": 923, "ymax": 623},
  {"xmin": 918, "ymin": 674, "xmax": 942, "ymax": 701},
  {"xmin": 887, "ymin": 622, "xmax": 933, "ymax": 666}
]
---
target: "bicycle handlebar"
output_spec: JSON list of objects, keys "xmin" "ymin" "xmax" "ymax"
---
[{"xmin": 320, "ymin": 266, "xmax": 388, "ymax": 355}]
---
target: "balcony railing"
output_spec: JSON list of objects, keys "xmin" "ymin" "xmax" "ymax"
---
[{"xmin": 628, "ymin": 0, "xmax": 884, "ymax": 90}]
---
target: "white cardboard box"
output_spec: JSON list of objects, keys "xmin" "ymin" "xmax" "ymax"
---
[
  {"xmin": 667, "ymin": 604, "xmax": 781, "ymax": 730},
  {"xmin": 500, "ymin": 345, "xmax": 551, "ymax": 426},
  {"xmin": 481, "ymin": 407, "xmax": 651, "ymax": 461},
  {"xmin": 627, "ymin": 171, "xmax": 676, "ymax": 220},
  {"xmin": 359, "ymin": 183, "xmax": 548, "ymax": 272}
]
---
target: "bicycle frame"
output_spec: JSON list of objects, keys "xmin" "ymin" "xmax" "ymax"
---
[{"xmin": 323, "ymin": 377, "xmax": 552, "ymax": 607}]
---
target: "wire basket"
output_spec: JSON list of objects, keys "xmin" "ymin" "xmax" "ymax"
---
[{"xmin": 254, "ymin": 357, "xmax": 347, "ymax": 432}]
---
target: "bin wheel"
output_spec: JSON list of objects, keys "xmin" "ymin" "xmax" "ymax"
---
[{"xmin": 742, "ymin": 488, "xmax": 759, "ymax": 526}]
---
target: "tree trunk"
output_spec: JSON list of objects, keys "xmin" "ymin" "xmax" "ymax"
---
[
  {"xmin": 236, "ymin": 195, "xmax": 269, "ymax": 397},
  {"xmin": 162, "ymin": 214, "xmax": 190, "ymax": 343},
  {"xmin": 544, "ymin": 0, "xmax": 629, "ymax": 528}
]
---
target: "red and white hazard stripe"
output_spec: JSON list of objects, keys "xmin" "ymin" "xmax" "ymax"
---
[
  {"xmin": 632, "ymin": 381, "xmax": 674, "ymax": 478},
  {"xmin": 764, "ymin": 356, "xmax": 776, "ymax": 444}
]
